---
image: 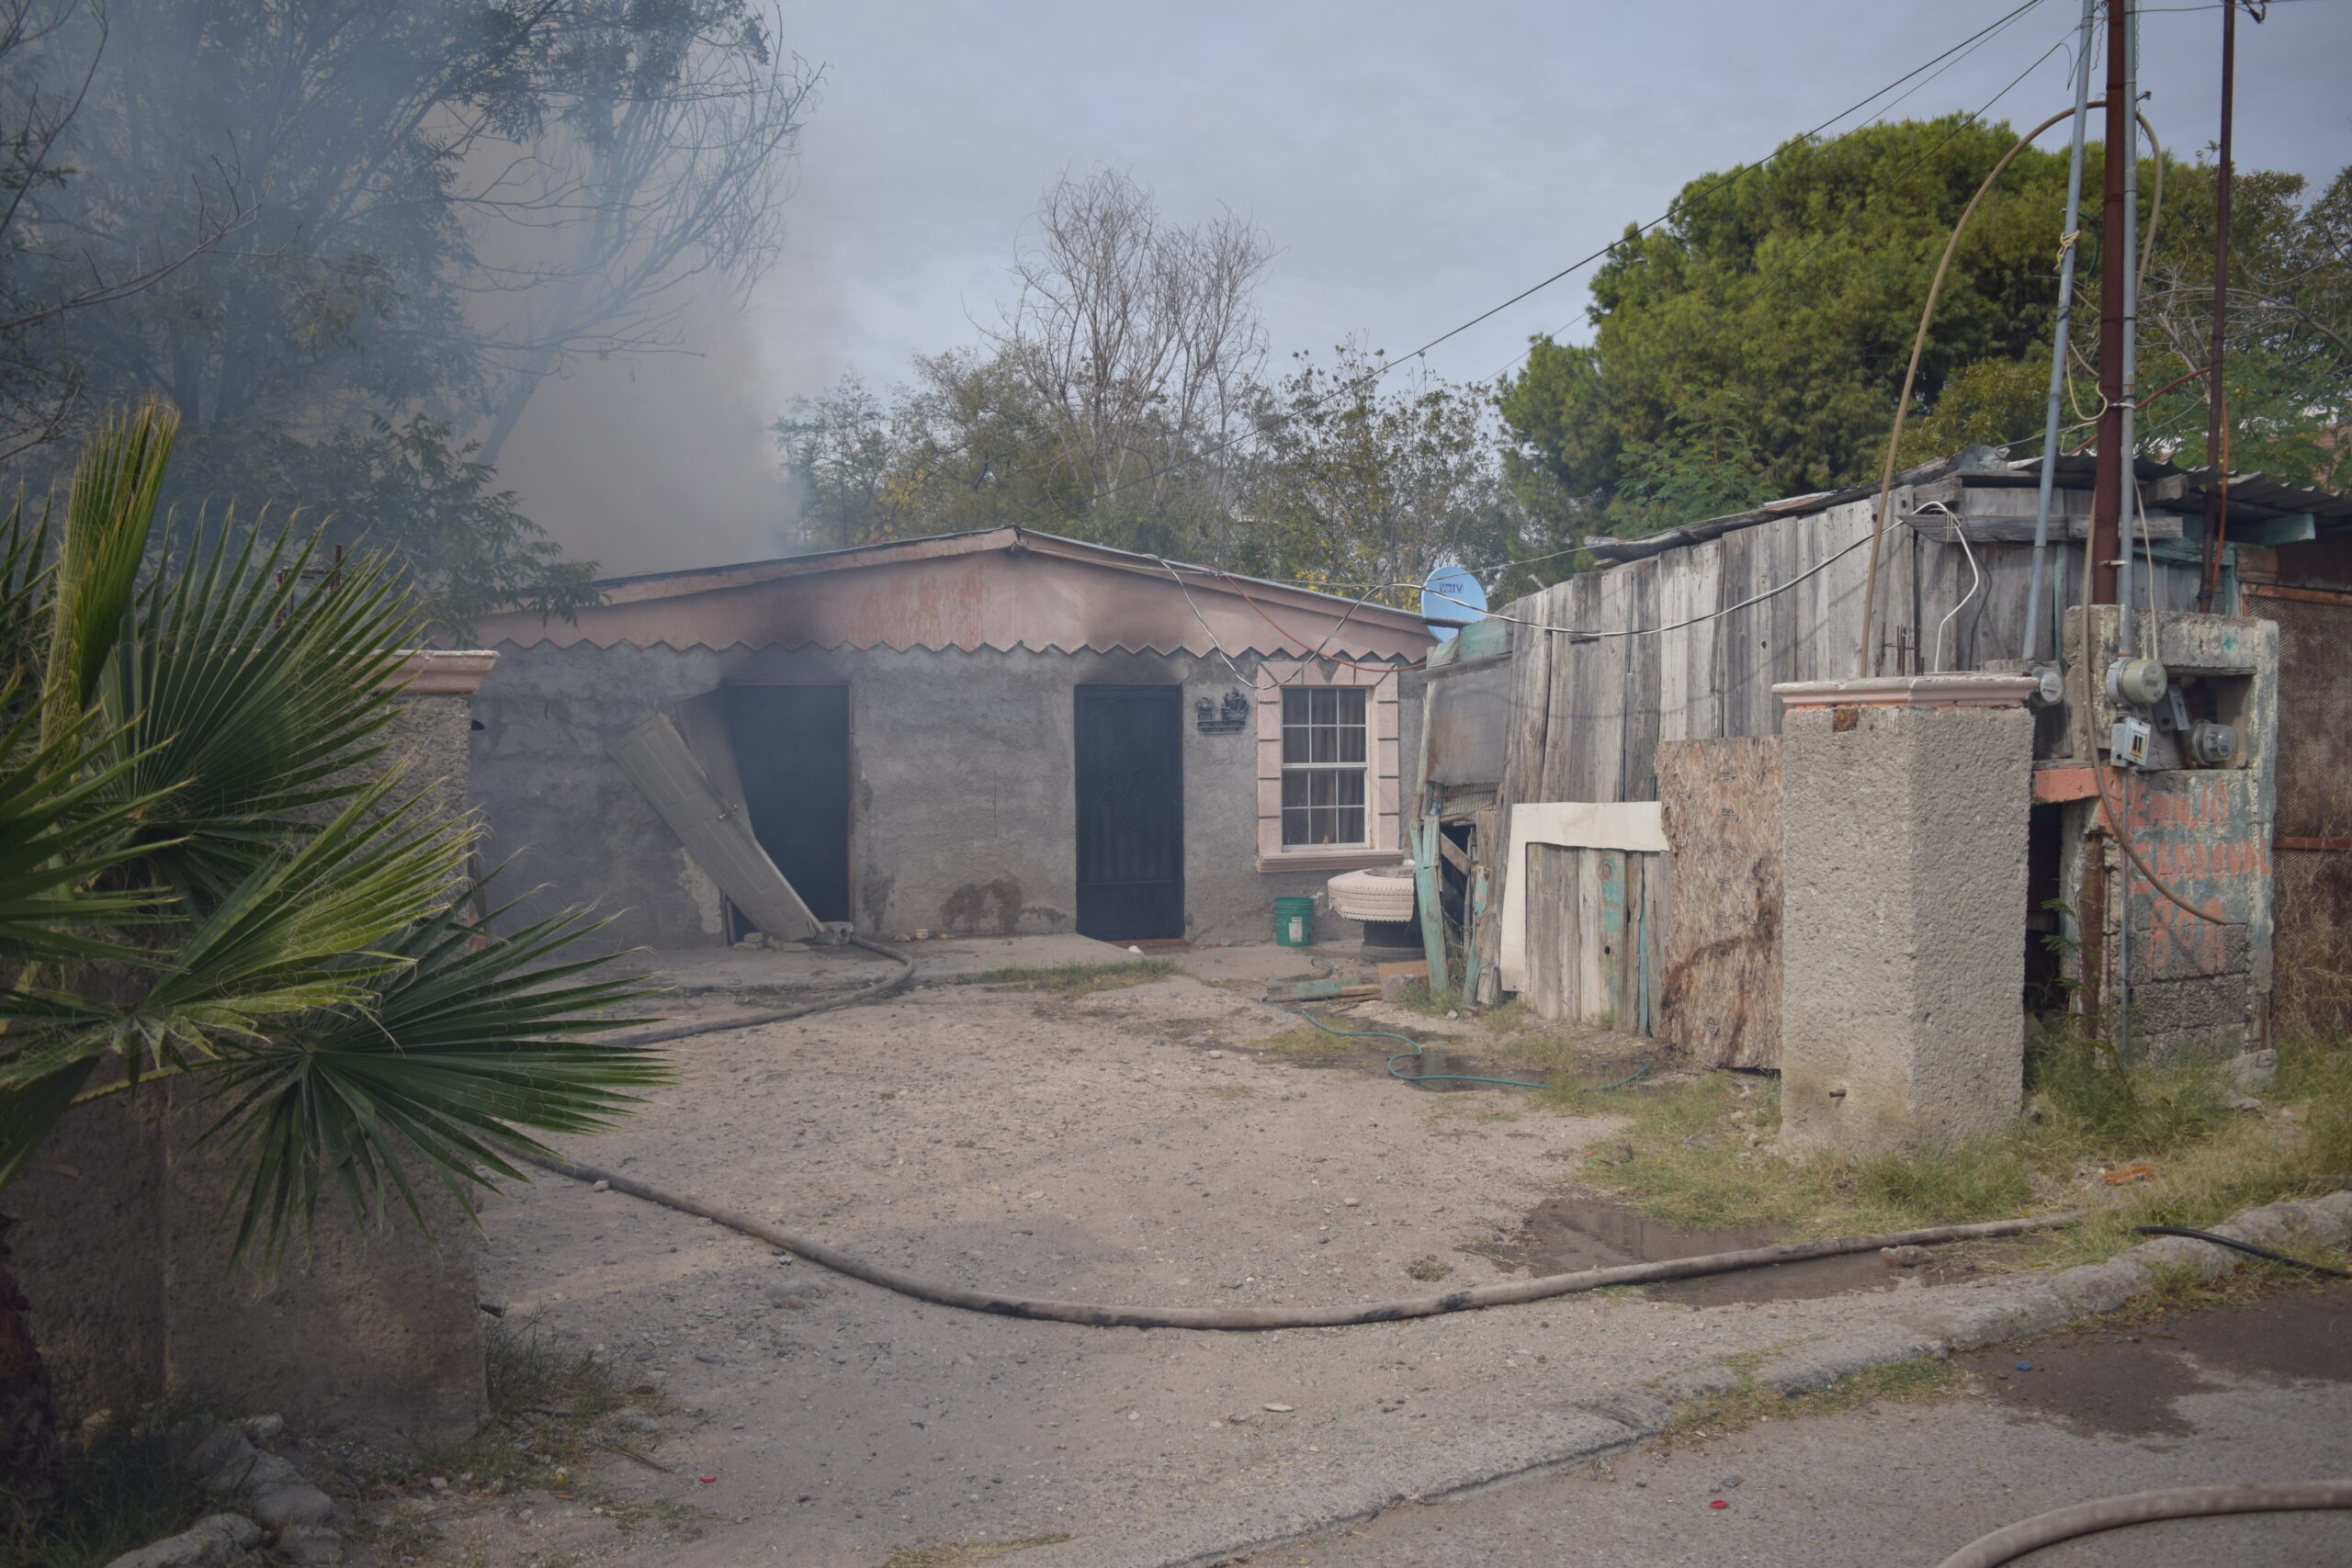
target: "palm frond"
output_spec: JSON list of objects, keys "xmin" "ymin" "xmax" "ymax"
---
[
  {"xmin": 42, "ymin": 406, "xmax": 176, "ymax": 748},
  {"xmin": 0, "ymin": 492, "xmax": 55, "ymax": 711},
  {"xmin": 0, "ymin": 773, "xmax": 470, "ymax": 1096},
  {"xmin": 105, "ymin": 517, "xmax": 424, "ymax": 904},
  {"xmin": 0, "ymin": 699, "xmax": 178, "ymax": 964},
  {"xmin": 196, "ymin": 891, "xmax": 667, "ymax": 1268}
]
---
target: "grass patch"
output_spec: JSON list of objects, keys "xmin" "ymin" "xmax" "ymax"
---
[
  {"xmin": 1527, "ymin": 1022, "xmax": 2352, "ymax": 1267},
  {"xmin": 882, "ymin": 1537, "xmax": 1078, "ymax": 1568},
  {"xmin": 1390, "ymin": 979, "xmax": 1468, "ymax": 1017},
  {"xmin": 2071, "ymin": 1234, "xmax": 2352, "ymax": 1327},
  {"xmin": 1656, "ymin": 1356, "xmax": 1971, "ymax": 1451},
  {"xmin": 1423, "ymin": 1100, "xmax": 1520, "ymax": 1125},
  {"xmin": 1405, "ymin": 1255, "xmax": 1454, "ymax": 1281},
  {"xmin": 0, "ymin": 1409, "xmax": 216, "ymax": 1568},
  {"xmin": 1479, "ymin": 997, "xmax": 1534, "ymax": 1034},
  {"xmin": 1250, "ymin": 1026, "xmax": 1365, "ymax": 1066},
  {"xmin": 357, "ymin": 1316, "xmax": 696, "ymax": 1548},
  {"xmin": 957, "ymin": 959, "xmax": 1177, "ymax": 998}
]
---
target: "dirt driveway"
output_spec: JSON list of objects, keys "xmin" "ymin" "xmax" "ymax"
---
[{"xmin": 424, "ymin": 944, "xmax": 2034, "ymax": 1568}]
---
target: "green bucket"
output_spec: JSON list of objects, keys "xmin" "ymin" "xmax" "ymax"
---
[{"xmin": 1273, "ymin": 896, "xmax": 1317, "ymax": 948}]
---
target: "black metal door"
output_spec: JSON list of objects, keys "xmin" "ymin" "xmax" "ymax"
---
[
  {"xmin": 724, "ymin": 683, "xmax": 852, "ymax": 925},
  {"xmin": 1074, "ymin": 684, "xmax": 1184, "ymax": 940}
]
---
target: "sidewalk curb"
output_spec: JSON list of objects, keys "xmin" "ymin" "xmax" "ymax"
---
[{"xmin": 1084, "ymin": 1190, "xmax": 2352, "ymax": 1568}]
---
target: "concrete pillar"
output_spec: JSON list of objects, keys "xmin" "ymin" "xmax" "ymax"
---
[
  {"xmin": 1775, "ymin": 674, "xmax": 2037, "ymax": 1156},
  {"xmin": 14, "ymin": 650, "xmax": 501, "ymax": 1440}
]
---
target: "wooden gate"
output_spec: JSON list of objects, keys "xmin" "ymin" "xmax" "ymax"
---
[{"xmin": 1521, "ymin": 846, "xmax": 1668, "ymax": 1032}]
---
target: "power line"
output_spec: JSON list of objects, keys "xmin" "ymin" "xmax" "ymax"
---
[{"xmin": 1082, "ymin": 1, "xmax": 2060, "ymax": 511}]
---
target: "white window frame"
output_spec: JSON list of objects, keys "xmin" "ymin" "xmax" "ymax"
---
[
  {"xmin": 1253, "ymin": 661, "xmax": 1404, "ymax": 871},
  {"xmin": 1278, "ymin": 685, "xmax": 1371, "ymax": 849}
]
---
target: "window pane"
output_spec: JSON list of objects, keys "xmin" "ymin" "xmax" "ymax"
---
[
  {"xmin": 1283, "ymin": 807, "xmax": 1314, "ymax": 845},
  {"xmin": 1329, "ymin": 769, "xmax": 1365, "ymax": 807},
  {"xmin": 1281, "ymin": 772, "xmax": 1311, "ymax": 809},
  {"xmin": 1282, "ymin": 689, "xmax": 1311, "ymax": 728}
]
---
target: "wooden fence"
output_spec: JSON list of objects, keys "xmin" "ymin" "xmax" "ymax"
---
[{"xmin": 1469, "ymin": 477, "xmax": 2210, "ymax": 1064}]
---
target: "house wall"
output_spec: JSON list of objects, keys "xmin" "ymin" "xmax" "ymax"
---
[{"xmin": 470, "ymin": 642, "xmax": 1422, "ymax": 950}]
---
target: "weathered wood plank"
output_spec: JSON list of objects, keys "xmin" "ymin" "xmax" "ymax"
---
[
  {"xmin": 1655, "ymin": 735, "xmax": 1783, "ymax": 1068},
  {"xmin": 1619, "ymin": 560, "xmax": 1662, "ymax": 801},
  {"xmin": 1596, "ymin": 848, "xmax": 1628, "ymax": 1025}
]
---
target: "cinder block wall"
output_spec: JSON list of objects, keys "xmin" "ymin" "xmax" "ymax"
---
[{"xmin": 469, "ymin": 643, "xmax": 1421, "ymax": 950}]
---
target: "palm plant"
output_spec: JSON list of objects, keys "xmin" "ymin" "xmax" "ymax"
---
[{"xmin": 0, "ymin": 406, "xmax": 665, "ymax": 1500}]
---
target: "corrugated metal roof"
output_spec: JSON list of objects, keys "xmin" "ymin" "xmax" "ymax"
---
[{"xmin": 1583, "ymin": 449, "xmax": 2349, "ymax": 564}]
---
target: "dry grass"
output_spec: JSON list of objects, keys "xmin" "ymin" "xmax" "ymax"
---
[
  {"xmin": 351, "ymin": 1316, "xmax": 699, "ymax": 1558},
  {"xmin": 957, "ymin": 959, "xmax": 1179, "ymax": 998},
  {"xmin": 0, "ymin": 1406, "xmax": 216, "ymax": 1568},
  {"xmin": 1524, "ymin": 1022, "xmax": 2352, "ymax": 1264},
  {"xmin": 1654, "ymin": 1356, "xmax": 1973, "ymax": 1451}
]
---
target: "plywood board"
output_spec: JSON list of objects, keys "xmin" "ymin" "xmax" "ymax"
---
[{"xmin": 1655, "ymin": 735, "xmax": 1782, "ymax": 1067}]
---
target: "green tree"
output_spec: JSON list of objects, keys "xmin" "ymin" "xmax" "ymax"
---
[
  {"xmin": 2134, "ymin": 164, "xmax": 2351, "ymax": 489},
  {"xmin": 1237, "ymin": 344, "xmax": 1513, "ymax": 604},
  {"xmin": 1498, "ymin": 116, "xmax": 2351, "ymax": 566},
  {"xmin": 0, "ymin": 407, "xmax": 664, "ymax": 1499}
]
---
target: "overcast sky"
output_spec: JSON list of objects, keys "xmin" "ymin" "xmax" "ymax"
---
[{"xmin": 493, "ymin": 0, "xmax": 2352, "ymax": 577}]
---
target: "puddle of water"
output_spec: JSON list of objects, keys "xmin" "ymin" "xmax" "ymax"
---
[
  {"xmin": 1495, "ymin": 1196, "xmax": 2007, "ymax": 1307},
  {"xmin": 1953, "ymin": 1280, "xmax": 2352, "ymax": 1438}
]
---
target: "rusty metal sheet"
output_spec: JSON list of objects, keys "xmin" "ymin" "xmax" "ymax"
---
[{"xmin": 1424, "ymin": 657, "xmax": 1511, "ymax": 785}]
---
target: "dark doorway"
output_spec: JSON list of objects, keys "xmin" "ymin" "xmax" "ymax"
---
[
  {"xmin": 724, "ymin": 683, "xmax": 852, "ymax": 925},
  {"xmin": 1074, "ymin": 684, "xmax": 1184, "ymax": 940}
]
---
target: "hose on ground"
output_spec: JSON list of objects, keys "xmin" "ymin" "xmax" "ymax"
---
[
  {"xmin": 2132, "ymin": 1224, "xmax": 2352, "ymax": 1278},
  {"xmin": 1260, "ymin": 999, "xmax": 1650, "ymax": 1093},
  {"xmin": 605, "ymin": 935, "xmax": 913, "ymax": 1047},
  {"xmin": 1933, "ymin": 1481, "xmax": 2352, "ymax": 1568},
  {"xmin": 504, "ymin": 1138, "xmax": 2072, "ymax": 1331}
]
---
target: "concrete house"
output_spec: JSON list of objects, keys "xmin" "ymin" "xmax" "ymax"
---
[{"xmin": 469, "ymin": 527, "xmax": 1432, "ymax": 951}]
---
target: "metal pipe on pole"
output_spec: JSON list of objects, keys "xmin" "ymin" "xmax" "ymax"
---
[
  {"xmin": 2115, "ymin": 0, "xmax": 2142, "ymax": 658},
  {"xmin": 2089, "ymin": 0, "xmax": 2132, "ymax": 612},
  {"xmin": 2197, "ymin": 1, "xmax": 2241, "ymax": 612},
  {"xmin": 2021, "ymin": 0, "xmax": 2102, "ymax": 669}
]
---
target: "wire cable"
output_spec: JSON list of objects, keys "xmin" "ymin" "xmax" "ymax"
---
[
  {"xmin": 1071, "ymin": 2, "xmax": 2060, "ymax": 514},
  {"xmin": 2132, "ymin": 1225, "xmax": 2352, "ymax": 1277}
]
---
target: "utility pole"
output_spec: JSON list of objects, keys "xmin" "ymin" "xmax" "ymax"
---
[
  {"xmin": 2089, "ymin": 0, "xmax": 2132, "ymax": 609},
  {"xmin": 2197, "ymin": 2, "xmax": 2241, "ymax": 612}
]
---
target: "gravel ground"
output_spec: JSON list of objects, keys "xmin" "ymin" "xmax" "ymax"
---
[{"xmin": 423, "ymin": 947, "xmax": 2150, "ymax": 1568}]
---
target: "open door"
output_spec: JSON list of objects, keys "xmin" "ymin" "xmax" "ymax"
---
[
  {"xmin": 723, "ymin": 683, "xmax": 853, "ymax": 926},
  {"xmin": 1074, "ymin": 684, "xmax": 1184, "ymax": 940}
]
